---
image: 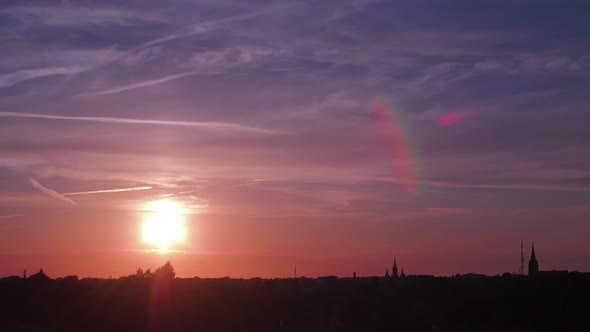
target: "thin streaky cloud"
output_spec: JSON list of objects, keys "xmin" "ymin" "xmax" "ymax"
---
[
  {"xmin": 106, "ymin": 4, "xmax": 295, "ymax": 67},
  {"xmin": 0, "ymin": 66, "xmax": 87, "ymax": 89},
  {"xmin": 108, "ymin": 248, "xmax": 270, "ymax": 256},
  {"xmin": 0, "ymin": 213, "xmax": 26, "ymax": 220},
  {"xmin": 29, "ymin": 178, "xmax": 76, "ymax": 206},
  {"xmin": 136, "ymin": 5, "xmax": 288, "ymax": 50},
  {"xmin": 75, "ymin": 71, "xmax": 200, "ymax": 97},
  {"xmin": 425, "ymin": 180, "xmax": 590, "ymax": 192},
  {"xmin": 0, "ymin": 112, "xmax": 290, "ymax": 135},
  {"xmin": 1, "ymin": 7, "xmax": 167, "ymax": 26},
  {"xmin": 255, "ymin": 212, "xmax": 377, "ymax": 218},
  {"xmin": 63, "ymin": 186, "xmax": 153, "ymax": 196}
]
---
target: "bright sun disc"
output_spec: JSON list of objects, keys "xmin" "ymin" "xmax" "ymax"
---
[{"xmin": 142, "ymin": 199, "xmax": 186, "ymax": 251}]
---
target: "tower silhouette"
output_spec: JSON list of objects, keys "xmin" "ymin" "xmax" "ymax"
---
[
  {"xmin": 528, "ymin": 242, "xmax": 539, "ymax": 276},
  {"xmin": 392, "ymin": 258, "xmax": 399, "ymax": 278}
]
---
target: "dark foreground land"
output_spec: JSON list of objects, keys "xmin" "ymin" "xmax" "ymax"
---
[{"xmin": 1, "ymin": 272, "xmax": 589, "ymax": 332}]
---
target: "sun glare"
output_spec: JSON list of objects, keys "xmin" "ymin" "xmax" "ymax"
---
[{"xmin": 141, "ymin": 199, "xmax": 187, "ymax": 252}]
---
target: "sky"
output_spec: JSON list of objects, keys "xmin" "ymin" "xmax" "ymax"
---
[{"xmin": 1, "ymin": 0, "xmax": 590, "ymax": 278}]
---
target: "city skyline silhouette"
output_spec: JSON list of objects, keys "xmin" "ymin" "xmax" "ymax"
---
[
  {"xmin": 8, "ymin": 241, "xmax": 586, "ymax": 280},
  {"xmin": 3, "ymin": 0, "xmax": 590, "ymax": 279}
]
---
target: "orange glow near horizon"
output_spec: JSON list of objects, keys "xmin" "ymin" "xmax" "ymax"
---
[{"xmin": 141, "ymin": 199, "xmax": 187, "ymax": 253}]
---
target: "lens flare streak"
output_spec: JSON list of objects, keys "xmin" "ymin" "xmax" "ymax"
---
[
  {"xmin": 437, "ymin": 109, "xmax": 473, "ymax": 127},
  {"xmin": 370, "ymin": 98, "xmax": 419, "ymax": 194}
]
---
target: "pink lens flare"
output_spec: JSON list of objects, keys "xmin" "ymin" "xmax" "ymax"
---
[{"xmin": 437, "ymin": 109, "xmax": 473, "ymax": 127}]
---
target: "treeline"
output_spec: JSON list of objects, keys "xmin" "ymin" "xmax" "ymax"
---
[
  {"xmin": 5, "ymin": 261, "xmax": 176, "ymax": 283},
  {"xmin": 121, "ymin": 261, "xmax": 175, "ymax": 280}
]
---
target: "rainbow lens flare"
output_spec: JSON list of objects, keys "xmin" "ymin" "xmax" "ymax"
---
[{"xmin": 369, "ymin": 97, "xmax": 420, "ymax": 194}]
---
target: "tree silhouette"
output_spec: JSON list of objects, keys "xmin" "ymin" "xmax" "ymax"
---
[
  {"xmin": 29, "ymin": 268, "xmax": 50, "ymax": 281},
  {"xmin": 154, "ymin": 261, "xmax": 175, "ymax": 280}
]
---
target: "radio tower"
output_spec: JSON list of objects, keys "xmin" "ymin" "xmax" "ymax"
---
[{"xmin": 518, "ymin": 240, "xmax": 524, "ymax": 275}]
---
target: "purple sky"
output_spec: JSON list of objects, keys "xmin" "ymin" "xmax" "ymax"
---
[{"xmin": 1, "ymin": 0, "xmax": 590, "ymax": 278}]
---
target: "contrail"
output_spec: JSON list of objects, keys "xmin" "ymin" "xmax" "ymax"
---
[
  {"xmin": 0, "ymin": 213, "xmax": 26, "ymax": 220},
  {"xmin": 106, "ymin": 4, "xmax": 296, "ymax": 69},
  {"xmin": 0, "ymin": 112, "xmax": 289, "ymax": 135},
  {"xmin": 135, "ymin": 6, "xmax": 283, "ymax": 50},
  {"xmin": 29, "ymin": 178, "xmax": 76, "ymax": 205},
  {"xmin": 75, "ymin": 71, "xmax": 199, "ymax": 97},
  {"xmin": 64, "ymin": 186, "xmax": 152, "ymax": 196},
  {"xmin": 0, "ymin": 66, "xmax": 87, "ymax": 89}
]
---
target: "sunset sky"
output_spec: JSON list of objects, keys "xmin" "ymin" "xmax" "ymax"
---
[{"xmin": 1, "ymin": 0, "xmax": 590, "ymax": 278}]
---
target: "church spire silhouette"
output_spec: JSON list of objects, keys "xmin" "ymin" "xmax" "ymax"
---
[
  {"xmin": 392, "ymin": 257, "xmax": 399, "ymax": 278},
  {"xmin": 528, "ymin": 242, "xmax": 539, "ymax": 276}
]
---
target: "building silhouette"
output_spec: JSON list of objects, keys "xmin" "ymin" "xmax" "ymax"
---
[
  {"xmin": 384, "ymin": 258, "xmax": 405, "ymax": 279},
  {"xmin": 528, "ymin": 243, "xmax": 539, "ymax": 276}
]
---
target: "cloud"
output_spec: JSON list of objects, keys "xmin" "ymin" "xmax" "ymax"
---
[
  {"xmin": 424, "ymin": 179, "xmax": 590, "ymax": 193},
  {"xmin": 0, "ymin": 66, "xmax": 87, "ymax": 88},
  {"xmin": 188, "ymin": 46, "xmax": 280, "ymax": 69},
  {"xmin": 29, "ymin": 178, "xmax": 76, "ymax": 205},
  {"xmin": 0, "ymin": 112, "xmax": 289, "ymax": 135},
  {"xmin": 136, "ymin": 7, "xmax": 273, "ymax": 50},
  {"xmin": 2, "ymin": 7, "xmax": 167, "ymax": 26},
  {"xmin": 83, "ymin": 47, "xmax": 284, "ymax": 96},
  {"xmin": 0, "ymin": 213, "xmax": 26, "ymax": 220},
  {"xmin": 120, "ymin": 46, "xmax": 164, "ymax": 66},
  {"xmin": 64, "ymin": 186, "xmax": 153, "ymax": 196},
  {"xmin": 473, "ymin": 55, "xmax": 590, "ymax": 74},
  {"xmin": 75, "ymin": 71, "xmax": 201, "ymax": 97}
]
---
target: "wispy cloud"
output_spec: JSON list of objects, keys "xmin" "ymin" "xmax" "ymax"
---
[
  {"xmin": 75, "ymin": 71, "xmax": 200, "ymax": 97},
  {"xmin": 0, "ymin": 66, "xmax": 87, "ymax": 88},
  {"xmin": 64, "ymin": 186, "xmax": 153, "ymax": 196},
  {"xmin": 94, "ymin": 6, "xmax": 284, "ymax": 68},
  {"xmin": 29, "ymin": 178, "xmax": 76, "ymax": 205},
  {"xmin": 0, "ymin": 213, "xmax": 26, "ymax": 220},
  {"xmin": 425, "ymin": 179, "xmax": 590, "ymax": 192},
  {"xmin": 2, "ymin": 7, "xmax": 166, "ymax": 26},
  {"xmin": 136, "ymin": 7, "xmax": 274, "ymax": 50},
  {"xmin": 120, "ymin": 46, "xmax": 164, "ymax": 66},
  {"xmin": 187, "ymin": 46, "xmax": 283, "ymax": 70},
  {"xmin": 85, "ymin": 47, "xmax": 280, "ymax": 96},
  {"xmin": 0, "ymin": 112, "xmax": 289, "ymax": 135}
]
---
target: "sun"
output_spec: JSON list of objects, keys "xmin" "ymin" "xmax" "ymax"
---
[{"xmin": 141, "ymin": 199, "xmax": 187, "ymax": 251}]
